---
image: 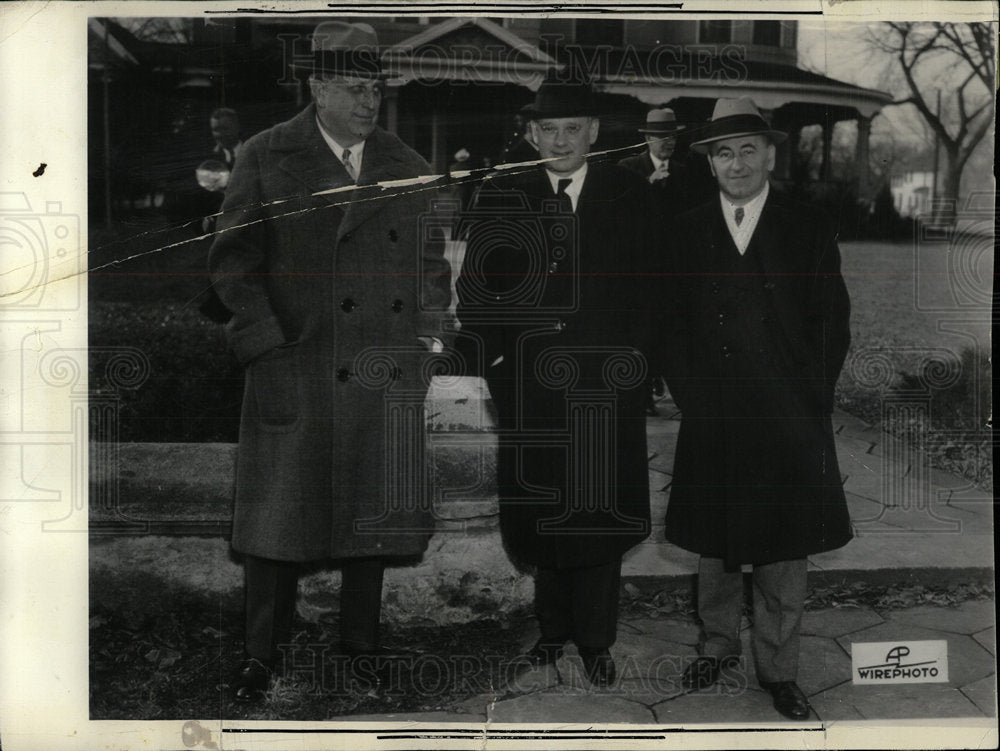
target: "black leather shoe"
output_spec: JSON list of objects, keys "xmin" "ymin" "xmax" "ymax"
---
[
  {"xmin": 760, "ymin": 680, "xmax": 811, "ymax": 720},
  {"xmin": 579, "ymin": 647, "xmax": 616, "ymax": 688},
  {"xmin": 232, "ymin": 657, "xmax": 273, "ymax": 704},
  {"xmin": 523, "ymin": 636, "xmax": 569, "ymax": 667},
  {"xmin": 681, "ymin": 655, "xmax": 740, "ymax": 690}
]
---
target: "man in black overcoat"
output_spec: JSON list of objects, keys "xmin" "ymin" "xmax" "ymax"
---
[
  {"xmin": 660, "ymin": 98, "xmax": 852, "ymax": 720},
  {"xmin": 456, "ymin": 72, "xmax": 656, "ymax": 687}
]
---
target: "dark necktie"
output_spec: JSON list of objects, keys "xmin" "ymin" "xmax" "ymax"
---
[
  {"xmin": 734, "ymin": 206, "xmax": 745, "ymax": 226},
  {"xmin": 556, "ymin": 178, "xmax": 573, "ymax": 213}
]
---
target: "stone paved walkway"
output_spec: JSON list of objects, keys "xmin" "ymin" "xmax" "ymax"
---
[
  {"xmin": 625, "ymin": 396, "xmax": 994, "ymax": 587},
  {"xmin": 345, "ymin": 599, "xmax": 997, "ymax": 724}
]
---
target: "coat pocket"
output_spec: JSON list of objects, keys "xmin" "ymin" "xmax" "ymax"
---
[{"xmin": 249, "ymin": 346, "xmax": 301, "ymax": 432}]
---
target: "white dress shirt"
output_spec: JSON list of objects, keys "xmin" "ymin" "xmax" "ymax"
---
[
  {"xmin": 720, "ymin": 181, "xmax": 769, "ymax": 255},
  {"xmin": 316, "ymin": 117, "xmax": 366, "ymax": 181},
  {"xmin": 544, "ymin": 163, "xmax": 588, "ymax": 212}
]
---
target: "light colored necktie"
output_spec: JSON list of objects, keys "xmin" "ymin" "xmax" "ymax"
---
[
  {"xmin": 734, "ymin": 206, "xmax": 744, "ymax": 226},
  {"xmin": 342, "ymin": 148, "xmax": 357, "ymax": 182}
]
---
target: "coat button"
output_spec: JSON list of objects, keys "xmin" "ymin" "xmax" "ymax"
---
[
  {"xmin": 555, "ymin": 320, "xmax": 566, "ymax": 331},
  {"xmin": 764, "ymin": 281, "xmax": 775, "ymax": 290},
  {"xmin": 548, "ymin": 262, "xmax": 558, "ymax": 273},
  {"xmin": 336, "ymin": 368, "xmax": 351, "ymax": 382},
  {"xmin": 389, "ymin": 229, "xmax": 398, "ymax": 242},
  {"xmin": 341, "ymin": 298, "xmax": 356, "ymax": 312},
  {"xmin": 391, "ymin": 299, "xmax": 404, "ymax": 313}
]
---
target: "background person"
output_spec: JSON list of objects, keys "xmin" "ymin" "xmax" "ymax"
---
[{"xmin": 195, "ymin": 107, "xmax": 243, "ymax": 322}]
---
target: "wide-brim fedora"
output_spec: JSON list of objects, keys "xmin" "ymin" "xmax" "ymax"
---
[
  {"xmin": 690, "ymin": 97, "xmax": 787, "ymax": 154},
  {"xmin": 638, "ymin": 108, "xmax": 685, "ymax": 134},
  {"xmin": 291, "ymin": 21, "xmax": 388, "ymax": 80},
  {"xmin": 522, "ymin": 70, "xmax": 598, "ymax": 119}
]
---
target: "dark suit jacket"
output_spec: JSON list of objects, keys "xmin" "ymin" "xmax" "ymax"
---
[
  {"xmin": 456, "ymin": 163, "xmax": 657, "ymax": 569},
  {"xmin": 659, "ymin": 189, "xmax": 853, "ymax": 566}
]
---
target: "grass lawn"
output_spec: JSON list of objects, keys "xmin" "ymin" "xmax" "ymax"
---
[{"xmin": 836, "ymin": 239, "xmax": 992, "ymax": 487}]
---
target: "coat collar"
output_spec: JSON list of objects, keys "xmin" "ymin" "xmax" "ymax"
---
[{"xmin": 274, "ymin": 104, "xmax": 426, "ymax": 236}]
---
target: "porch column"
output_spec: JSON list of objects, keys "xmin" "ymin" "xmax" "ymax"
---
[
  {"xmin": 819, "ymin": 120, "xmax": 833, "ymax": 182},
  {"xmin": 855, "ymin": 114, "xmax": 872, "ymax": 203},
  {"xmin": 431, "ymin": 109, "xmax": 443, "ymax": 171},
  {"xmin": 385, "ymin": 85, "xmax": 399, "ymax": 135}
]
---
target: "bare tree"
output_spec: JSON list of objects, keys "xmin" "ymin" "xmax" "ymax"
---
[{"xmin": 871, "ymin": 22, "xmax": 995, "ymax": 224}]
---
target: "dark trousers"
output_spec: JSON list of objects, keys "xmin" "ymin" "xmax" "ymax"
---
[
  {"xmin": 244, "ymin": 554, "xmax": 385, "ymax": 663},
  {"xmin": 697, "ymin": 556, "xmax": 807, "ymax": 683},
  {"xmin": 534, "ymin": 559, "xmax": 622, "ymax": 650}
]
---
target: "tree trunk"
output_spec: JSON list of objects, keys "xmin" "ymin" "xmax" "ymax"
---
[{"xmin": 933, "ymin": 146, "xmax": 961, "ymax": 226}]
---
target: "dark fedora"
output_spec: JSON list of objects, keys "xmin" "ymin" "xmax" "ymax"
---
[
  {"xmin": 638, "ymin": 108, "xmax": 685, "ymax": 134},
  {"xmin": 292, "ymin": 21, "xmax": 387, "ymax": 80},
  {"xmin": 690, "ymin": 97, "xmax": 787, "ymax": 154},
  {"xmin": 522, "ymin": 70, "xmax": 598, "ymax": 119}
]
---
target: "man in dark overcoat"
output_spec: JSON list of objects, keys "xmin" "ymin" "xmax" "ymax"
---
[
  {"xmin": 208, "ymin": 21, "xmax": 452, "ymax": 703},
  {"xmin": 660, "ymin": 98, "xmax": 852, "ymax": 720},
  {"xmin": 456, "ymin": 72, "xmax": 655, "ymax": 687}
]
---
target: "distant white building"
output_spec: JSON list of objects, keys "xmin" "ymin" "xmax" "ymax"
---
[{"xmin": 891, "ymin": 170, "xmax": 934, "ymax": 217}]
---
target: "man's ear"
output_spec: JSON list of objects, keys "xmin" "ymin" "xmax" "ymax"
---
[
  {"xmin": 528, "ymin": 121, "xmax": 540, "ymax": 145},
  {"xmin": 766, "ymin": 143, "xmax": 776, "ymax": 173},
  {"xmin": 707, "ymin": 154, "xmax": 717, "ymax": 178},
  {"xmin": 588, "ymin": 118, "xmax": 600, "ymax": 146}
]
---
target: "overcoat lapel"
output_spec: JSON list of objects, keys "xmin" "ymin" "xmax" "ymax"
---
[
  {"xmin": 337, "ymin": 129, "xmax": 430, "ymax": 241},
  {"xmin": 272, "ymin": 106, "xmax": 353, "ymax": 216},
  {"xmin": 745, "ymin": 193, "xmax": 784, "ymax": 280},
  {"xmin": 704, "ymin": 198, "xmax": 740, "ymax": 265}
]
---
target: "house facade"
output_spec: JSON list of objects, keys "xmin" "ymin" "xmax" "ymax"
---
[{"xmin": 90, "ymin": 15, "xmax": 891, "ymax": 216}]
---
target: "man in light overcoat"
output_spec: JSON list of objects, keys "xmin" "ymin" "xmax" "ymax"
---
[{"xmin": 208, "ymin": 21, "xmax": 452, "ymax": 703}]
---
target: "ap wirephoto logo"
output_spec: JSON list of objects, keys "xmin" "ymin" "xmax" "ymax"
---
[{"xmin": 852, "ymin": 641, "xmax": 949, "ymax": 684}]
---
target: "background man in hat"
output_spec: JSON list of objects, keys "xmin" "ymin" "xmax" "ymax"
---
[
  {"xmin": 618, "ymin": 107, "xmax": 712, "ymax": 215},
  {"xmin": 208, "ymin": 21, "xmax": 452, "ymax": 703},
  {"xmin": 619, "ymin": 108, "xmax": 713, "ymax": 415},
  {"xmin": 456, "ymin": 72, "xmax": 656, "ymax": 687},
  {"xmin": 498, "ymin": 106, "xmax": 539, "ymax": 166},
  {"xmin": 659, "ymin": 97, "xmax": 852, "ymax": 720}
]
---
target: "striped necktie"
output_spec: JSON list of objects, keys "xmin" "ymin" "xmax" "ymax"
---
[{"xmin": 342, "ymin": 148, "xmax": 357, "ymax": 182}]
